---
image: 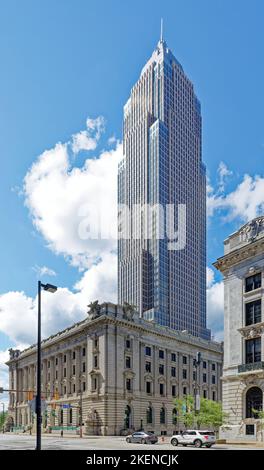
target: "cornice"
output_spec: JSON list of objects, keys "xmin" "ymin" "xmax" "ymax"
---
[{"xmin": 213, "ymin": 237, "xmax": 264, "ymax": 272}]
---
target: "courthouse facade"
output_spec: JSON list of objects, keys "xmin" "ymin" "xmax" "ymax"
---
[
  {"xmin": 6, "ymin": 302, "xmax": 222, "ymax": 435},
  {"xmin": 214, "ymin": 216, "xmax": 264, "ymax": 442}
]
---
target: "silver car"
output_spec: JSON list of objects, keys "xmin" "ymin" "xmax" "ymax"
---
[
  {"xmin": 171, "ymin": 430, "xmax": 216, "ymax": 448},
  {"xmin": 126, "ymin": 431, "xmax": 158, "ymax": 444}
]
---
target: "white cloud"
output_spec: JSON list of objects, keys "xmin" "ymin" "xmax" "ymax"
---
[
  {"xmin": 33, "ymin": 265, "xmax": 57, "ymax": 278},
  {"xmin": 24, "ymin": 119, "xmax": 122, "ymax": 270},
  {"xmin": 71, "ymin": 116, "xmax": 105, "ymax": 154},
  {"xmin": 217, "ymin": 161, "xmax": 233, "ymax": 193},
  {"xmin": 207, "ymin": 173, "xmax": 264, "ymax": 221}
]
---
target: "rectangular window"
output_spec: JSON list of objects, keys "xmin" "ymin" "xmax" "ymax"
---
[
  {"xmin": 183, "ymin": 369, "xmax": 187, "ymax": 379},
  {"xmin": 82, "ymin": 362, "xmax": 86, "ymax": 373},
  {"xmin": 246, "ymin": 299, "xmax": 261, "ymax": 325},
  {"xmin": 212, "ymin": 363, "xmax": 216, "ymax": 371},
  {"xmin": 159, "ymin": 364, "xmax": 164, "ymax": 375},
  {"xmin": 212, "ymin": 391, "xmax": 216, "ymax": 401},
  {"xmin": 245, "ymin": 273, "xmax": 261, "ymax": 292},
  {"xmin": 203, "ymin": 373, "xmax": 207, "ymax": 383},
  {"xmin": 246, "ymin": 337, "xmax": 261, "ymax": 363},
  {"xmin": 193, "ymin": 371, "xmax": 196, "ymax": 381},
  {"xmin": 172, "ymin": 385, "xmax": 176, "ymax": 397},
  {"xmin": 82, "ymin": 382, "xmax": 86, "ymax": 391},
  {"xmin": 73, "ymin": 384, "xmax": 76, "ymax": 393},
  {"xmin": 72, "ymin": 365, "xmax": 75, "ymax": 375},
  {"xmin": 92, "ymin": 377, "xmax": 97, "ymax": 391},
  {"xmin": 212, "ymin": 375, "xmax": 216, "ymax": 385},
  {"xmin": 183, "ymin": 355, "xmax": 187, "ymax": 364},
  {"xmin": 55, "ymin": 370, "xmax": 58, "ymax": 379},
  {"xmin": 145, "ymin": 361, "xmax": 151, "ymax": 373},
  {"xmin": 126, "ymin": 339, "xmax": 131, "ymax": 349},
  {"xmin": 183, "ymin": 386, "xmax": 187, "ymax": 395},
  {"xmin": 159, "ymin": 350, "xmax": 164, "ymax": 359},
  {"xmin": 55, "ymin": 358, "xmax": 58, "ymax": 366},
  {"xmin": 171, "ymin": 353, "xmax": 176, "ymax": 362},
  {"xmin": 171, "ymin": 367, "xmax": 176, "ymax": 377},
  {"xmin": 64, "ymin": 368, "xmax": 66, "ymax": 378},
  {"xmin": 125, "ymin": 356, "xmax": 131, "ymax": 369},
  {"xmin": 145, "ymin": 346, "xmax": 151, "ymax": 356},
  {"xmin": 72, "ymin": 351, "xmax": 76, "ymax": 360},
  {"xmin": 146, "ymin": 381, "xmax": 151, "ymax": 394},
  {"xmin": 126, "ymin": 378, "xmax": 130, "ymax": 390},
  {"xmin": 64, "ymin": 355, "xmax": 66, "ymax": 363},
  {"xmin": 48, "ymin": 361, "xmax": 50, "ymax": 368},
  {"xmin": 160, "ymin": 383, "xmax": 164, "ymax": 395},
  {"xmin": 203, "ymin": 361, "xmax": 207, "ymax": 369},
  {"xmin": 82, "ymin": 347, "xmax": 86, "ymax": 357},
  {"xmin": 203, "ymin": 390, "xmax": 207, "ymax": 398},
  {"xmin": 94, "ymin": 355, "xmax": 98, "ymax": 368}
]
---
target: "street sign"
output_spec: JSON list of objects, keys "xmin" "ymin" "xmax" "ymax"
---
[{"xmin": 61, "ymin": 404, "xmax": 71, "ymax": 409}]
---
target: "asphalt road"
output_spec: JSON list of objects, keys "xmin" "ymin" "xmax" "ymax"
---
[{"xmin": 0, "ymin": 433, "xmax": 261, "ymax": 450}]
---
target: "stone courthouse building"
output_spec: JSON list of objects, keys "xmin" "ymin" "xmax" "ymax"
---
[
  {"xmin": 214, "ymin": 216, "xmax": 264, "ymax": 442},
  {"xmin": 6, "ymin": 302, "xmax": 222, "ymax": 436}
]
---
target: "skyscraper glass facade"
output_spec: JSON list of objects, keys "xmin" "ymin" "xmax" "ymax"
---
[{"xmin": 118, "ymin": 37, "xmax": 210, "ymax": 340}]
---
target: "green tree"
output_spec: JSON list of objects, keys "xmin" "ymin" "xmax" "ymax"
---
[
  {"xmin": 173, "ymin": 396, "xmax": 227, "ymax": 431},
  {"xmin": 0, "ymin": 411, "xmax": 7, "ymax": 431},
  {"xmin": 197, "ymin": 398, "xmax": 228, "ymax": 431}
]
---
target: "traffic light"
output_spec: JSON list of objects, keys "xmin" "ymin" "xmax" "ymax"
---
[
  {"xmin": 0, "ymin": 388, "xmax": 4, "ymax": 393},
  {"xmin": 27, "ymin": 391, "xmax": 34, "ymax": 401}
]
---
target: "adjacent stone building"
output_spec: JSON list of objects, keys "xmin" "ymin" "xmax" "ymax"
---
[
  {"xmin": 214, "ymin": 216, "xmax": 264, "ymax": 442},
  {"xmin": 6, "ymin": 302, "xmax": 222, "ymax": 435}
]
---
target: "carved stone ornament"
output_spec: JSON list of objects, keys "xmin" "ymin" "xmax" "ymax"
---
[
  {"xmin": 87, "ymin": 300, "xmax": 101, "ymax": 320},
  {"xmin": 240, "ymin": 217, "xmax": 264, "ymax": 242},
  {"xmin": 123, "ymin": 302, "xmax": 136, "ymax": 321},
  {"xmin": 238, "ymin": 324, "xmax": 264, "ymax": 339}
]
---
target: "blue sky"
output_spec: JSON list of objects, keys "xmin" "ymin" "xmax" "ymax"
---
[{"xmin": 0, "ymin": 0, "xmax": 264, "ymax": 368}]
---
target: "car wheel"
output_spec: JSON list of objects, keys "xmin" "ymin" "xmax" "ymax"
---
[
  {"xmin": 194, "ymin": 439, "xmax": 202, "ymax": 448},
  {"xmin": 126, "ymin": 438, "xmax": 131, "ymax": 443},
  {"xmin": 171, "ymin": 438, "xmax": 178, "ymax": 446},
  {"xmin": 141, "ymin": 438, "xmax": 147, "ymax": 444}
]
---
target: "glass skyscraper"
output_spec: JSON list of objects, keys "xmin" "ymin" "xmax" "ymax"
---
[{"xmin": 118, "ymin": 33, "xmax": 210, "ymax": 340}]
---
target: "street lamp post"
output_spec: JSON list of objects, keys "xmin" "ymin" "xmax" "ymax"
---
[
  {"xmin": 140, "ymin": 417, "xmax": 143, "ymax": 431},
  {"xmin": 36, "ymin": 282, "xmax": 57, "ymax": 451},
  {"xmin": 194, "ymin": 352, "xmax": 201, "ymax": 422}
]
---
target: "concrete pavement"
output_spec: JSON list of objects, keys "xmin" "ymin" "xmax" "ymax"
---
[{"xmin": 0, "ymin": 433, "xmax": 262, "ymax": 450}]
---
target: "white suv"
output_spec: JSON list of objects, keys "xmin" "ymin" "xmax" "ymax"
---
[{"xmin": 170, "ymin": 430, "xmax": 216, "ymax": 448}]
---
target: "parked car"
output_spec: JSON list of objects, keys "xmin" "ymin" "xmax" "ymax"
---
[
  {"xmin": 126, "ymin": 431, "xmax": 158, "ymax": 444},
  {"xmin": 170, "ymin": 430, "xmax": 216, "ymax": 448}
]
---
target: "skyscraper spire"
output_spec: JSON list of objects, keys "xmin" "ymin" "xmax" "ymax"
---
[{"xmin": 160, "ymin": 18, "xmax": 163, "ymax": 42}]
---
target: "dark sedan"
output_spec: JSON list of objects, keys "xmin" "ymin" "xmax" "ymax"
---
[{"xmin": 126, "ymin": 431, "xmax": 158, "ymax": 444}]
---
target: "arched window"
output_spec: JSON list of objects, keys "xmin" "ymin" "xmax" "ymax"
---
[
  {"xmin": 146, "ymin": 406, "xmax": 153, "ymax": 424},
  {"xmin": 172, "ymin": 407, "xmax": 177, "ymax": 426},
  {"xmin": 124, "ymin": 405, "xmax": 131, "ymax": 429},
  {"xmin": 160, "ymin": 407, "xmax": 166, "ymax": 424},
  {"xmin": 246, "ymin": 387, "xmax": 263, "ymax": 418}
]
